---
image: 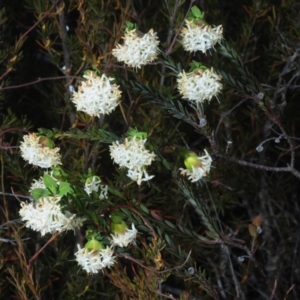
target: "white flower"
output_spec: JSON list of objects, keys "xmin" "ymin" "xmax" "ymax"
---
[
  {"xmin": 99, "ymin": 246, "xmax": 116, "ymax": 268},
  {"xmin": 20, "ymin": 177, "xmax": 85, "ymax": 235},
  {"xmin": 126, "ymin": 168, "xmax": 154, "ymax": 185},
  {"xmin": 111, "ymin": 224, "xmax": 138, "ymax": 247},
  {"xmin": 99, "ymin": 185, "xmax": 108, "ymax": 200},
  {"xmin": 112, "ymin": 28, "xmax": 159, "ymax": 68},
  {"xmin": 84, "ymin": 176, "xmax": 101, "ymax": 195},
  {"xmin": 29, "ymin": 177, "xmax": 45, "ymax": 191},
  {"xmin": 19, "ymin": 196, "xmax": 85, "ymax": 236},
  {"xmin": 177, "ymin": 68, "xmax": 222, "ymax": 103},
  {"xmin": 180, "ymin": 20, "xmax": 223, "ymax": 53},
  {"xmin": 75, "ymin": 245, "xmax": 116, "ymax": 273},
  {"xmin": 84, "ymin": 176, "xmax": 108, "ymax": 199},
  {"xmin": 20, "ymin": 133, "xmax": 61, "ymax": 168},
  {"xmin": 179, "ymin": 149, "xmax": 212, "ymax": 182},
  {"xmin": 71, "ymin": 72, "xmax": 122, "ymax": 117},
  {"xmin": 109, "ymin": 137, "xmax": 156, "ymax": 185}
]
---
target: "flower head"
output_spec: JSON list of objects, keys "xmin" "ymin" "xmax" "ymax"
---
[
  {"xmin": 75, "ymin": 243, "xmax": 116, "ymax": 274},
  {"xmin": 20, "ymin": 133, "xmax": 61, "ymax": 168},
  {"xmin": 112, "ymin": 28, "xmax": 159, "ymax": 68},
  {"xmin": 109, "ymin": 136, "xmax": 156, "ymax": 185},
  {"xmin": 19, "ymin": 176, "xmax": 85, "ymax": 236},
  {"xmin": 19, "ymin": 196, "xmax": 85, "ymax": 236},
  {"xmin": 177, "ymin": 67, "xmax": 222, "ymax": 103},
  {"xmin": 179, "ymin": 149, "xmax": 212, "ymax": 182},
  {"xmin": 111, "ymin": 224, "xmax": 138, "ymax": 247},
  {"xmin": 71, "ymin": 71, "xmax": 122, "ymax": 117},
  {"xmin": 84, "ymin": 175, "xmax": 108, "ymax": 199},
  {"xmin": 180, "ymin": 19, "xmax": 223, "ymax": 53},
  {"xmin": 84, "ymin": 176, "xmax": 101, "ymax": 195}
]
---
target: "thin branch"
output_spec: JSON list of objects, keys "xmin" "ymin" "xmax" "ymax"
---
[{"xmin": 27, "ymin": 232, "xmax": 60, "ymax": 272}]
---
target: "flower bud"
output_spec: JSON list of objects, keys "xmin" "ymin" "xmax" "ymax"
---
[
  {"xmin": 184, "ymin": 152, "xmax": 202, "ymax": 171},
  {"xmin": 85, "ymin": 238, "xmax": 105, "ymax": 251},
  {"xmin": 111, "ymin": 220, "xmax": 128, "ymax": 236}
]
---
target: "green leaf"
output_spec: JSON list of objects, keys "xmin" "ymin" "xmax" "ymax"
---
[
  {"xmin": 139, "ymin": 204, "xmax": 149, "ymax": 214},
  {"xmin": 58, "ymin": 182, "xmax": 73, "ymax": 196},
  {"xmin": 164, "ymin": 220, "xmax": 176, "ymax": 229},
  {"xmin": 31, "ymin": 188, "xmax": 51, "ymax": 200},
  {"xmin": 127, "ymin": 127, "xmax": 147, "ymax": 140},
  {"xmin": 111, "ymin": 211, "xmax": 124, "ymax": 223},
  {"xmin": 108, "ymin": 186, "xmax": 125, "ymax": 199},
  {"xmin": 248, "ymin": 224, "xmax": 258, "ymax": 237},
  {"xmin": 43, "ymin": 174, "xmax": 58, "ymax": 194},
  {"xmin": 191, "ymin": 6, "xmax": 204, "ymax": 19},
  {"xmin": 125, "ymin": 21, "xmax": 135, "ymax": 31}
]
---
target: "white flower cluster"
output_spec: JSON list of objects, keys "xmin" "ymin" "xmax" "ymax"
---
[
  {"xmin": 177, "ymin": 68, "xmax": 222, "ymax": 104},
  {"xmin": 20, "ymin": 133, "xmax": 61, "ymax": 168},
  {"xmin": 111, "ymin": 224, "xmax": 138, "ymax": 247},
  {"xmin": 112, "ymin": 28, "xmax": 159, "ymax": 68},
  {"xmin": 180, "ymin": 150, "xmax": 212, "ymax": 182},
  {"xmin": 19, "ymin": 177, "xmax": 85, "ymax": 236},
  {"xmin": 180, "ymin": 20, "xmax": 223, "ymax": 53},
  {"xmin": 84, "ymin": 176, "xmax": 108, "ymax": 199},
  {"xmin": 75, "ymin": 223, "xmax": 138, "ymax": 273},
  {"xmin": 109, "ymin": 137, "xmax": 156, "ymax": 185},
  {"xmin": 19, "ymin": 197, "xmax": 85, "ymax": 236},
  {"xmin": 75, "ymin": 245, "xmax": 116, "ymax": 274},
  {"xmin": 71, "ymin": 72, "xmax": 122, "ymax": 117}
]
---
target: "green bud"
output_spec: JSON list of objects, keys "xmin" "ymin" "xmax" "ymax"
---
[
  {"xmin": 52, "ymin": 166, "xmax": 68, "ymax": 181},
  {"xmin": 125, "ymin": 21, "xmax": 136, "ymax": 31},
  {"xmin": 189, "ymin": 61, "xmax": 207, "ymax": 73},
  {"xmin": 83, "ymin": 70, "xmax": 95, "ymax": 77},
  {"xmin": 184, "ymin": 152, "xmax": 202, "ymax": 171},
  {"xmin": 187, "ymin": 6, "xmax": 205, "ymax": 22},
  {"xmin": 111, "ymin": 211, "xmax": 124, "ymax": 224},
  {"xmin": 111, "ymin": 220, "xmax": 127, "ymax": 235},
  {"xmin": 85, "ymin": 175, "xmax": 101, "ymax": 184},
  {"xmin": 85, "ymin": 237, "xmax": 105, "ymax": 251},
  {"xmin": 127, "ymin": 127, "xmax": 147, "ymax": 140}
]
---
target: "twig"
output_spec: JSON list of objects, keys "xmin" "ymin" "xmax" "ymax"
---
[
  {"xmin": 214, "ymin": 153, "xmax": 300, "ymax": 180},
  {"xmin": 0, "ymin": 76, "xmax": 81, "ymax": 91},
  {"xmin": 27, "ymin": 232, "xmax": 60, "ymax": 272},
  {"xmin": 118, "ymin": 250, "xmax": 191, "ymax": 275},
  {"xmin": 165, "ymin": 0, "xmax": 196, "ymax": 55},
  {"xmin": 270, "ymin": 278, "xmax": 278, "ymax": 300}
]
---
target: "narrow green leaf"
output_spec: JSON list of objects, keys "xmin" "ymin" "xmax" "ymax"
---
[
  {"xmin": 165, "ymin": 220, "xmax": 176, "ymax": 229},
  {"xmin": 108, "ymin": 186, "xmax": 125, "ymax": 199},
  {"xmin": 139, "ymin": 204, "xmax": 149, "ymax": 214}
]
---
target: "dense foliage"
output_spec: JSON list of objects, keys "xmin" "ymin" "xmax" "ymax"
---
[{"xmin": 1, "ymin": 0, "xmax": 300, "ymax": 299}]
